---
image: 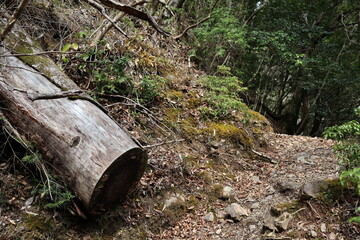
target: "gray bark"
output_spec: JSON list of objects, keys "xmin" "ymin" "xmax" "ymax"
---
[
  {"xmin": 0, "ymin": 23, "xmax": 147, "ymax": 215},
  {"xmin": 168, "ymin": 0, "xmax": 186, "ymax": 8}
]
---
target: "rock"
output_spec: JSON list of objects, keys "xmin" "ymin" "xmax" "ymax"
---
[
  {"xmin": 224, "ymin": 203, "xmax": 248, "ymax": 221},
  {"xmin": 266, "ymin": 185, "xmax": 276, "ymax": 195},
  {"xmin": 300, "ymin": 180, "xmax": 329, "ymax": 199},
  {"xmin": 320, "ymin": 223, "xmax": 327, "ymax": 233},
  {"xmin": 287, "ymin": 174, "xmax": 296, "ymax": 178},
  {"xmin": 297, "ymin": 152, "xmax": 310, "ymax": 162},
  {"xmin": 274, "ymin": 212, "xmax": 293, "ymax": 231},
  {"xmin": 310, "ymin": 230, "xmax": 317, "ymax": 237},
  {"xmin": 329, "ymin": 232, "xmax": 336, "ymax": 240},
  {"xmin": 251, "ymin": 175, "xmax": 260, "ymax": 183},
  {"xmin": 275, "ymin": 182, "xmax": 297, "ymax": 193},
  {"xmin": 215, "ymin": 229, "xmax": 221, "ymax": 234},
  {"xmin": 216, "ymin": 210, "xmax": 228, "ymax": 220},
  {"xmin": 264, "ymin": 207, "xmax": 293, "ymax": 232},
  {"xmin": 204, "ymin": 212, "xmax": 214, "ymax": 222},
  {"xmin": 221, "ymin": 186, "xmax": 234, "ymax": 199},
  {"xmin": 263, "ymin": 210, "xmax": 277, "ymax": 232},
  {"xmin": 249, "ymin": 225, "xmax": 257, "ymax": 232},
  {"xmin": 162, "ymin": 194, "xmax": 185, "ymax": 210},
  {"xmin": 244, "ymin": 217, "xmax": 258, "ymax": 226},
  {"xmin": 250, "ymin": 202, "xmax": 260, "ymax": 209},
  {"xmin": 210, "ymin": 141, "xmax": 221, "ymax": 149}
]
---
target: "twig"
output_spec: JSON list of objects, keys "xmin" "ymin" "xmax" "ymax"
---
[
  {"xmin": 307, "ymin": 200, "xmax": 321, "ymax": 218},
  {"xmin": 243, "ymin": 0, "xmax": 269, "ymax": 26},
  {"xmin": 0, "ymin": 51, "xmax": 84, "ymax": 58},
  {"xmin": 91, "ymin": 0, "xmax": 170, "ymax": 36},
  {"xmin": 83, "ymin": 0, "xmax": 128, "ymax": 38},
  {"xmin": 143, "ymin": 139, "xmax": 185, "ymax": 148},
  {"xmin": 98, "ymin": 93, "xmax": 177, "ymax": 137},
  {"xmin": 291, "ymin": 207, "xmax": 306, "ymax": 215},
  {"xmin": 28, "ymin": 90, "xmax": 109, "ymax": 114},
  {"xmin": 91, "ymin": 0, "xmax": 149, "ymax": 43},
  {"xmin": 251, "ymin": 149, "xmax": 278, "ymax": 164},
  {"xmin": 0, "ymin": 63, "xmax": 47, "ymax": 76},
  {"xmin": 173, "ymin": 0, "xmax": 220, "ymax": 40},
  {"xmin": 0, "ymin": 0, "xmax": 30, "ymax": 42}
]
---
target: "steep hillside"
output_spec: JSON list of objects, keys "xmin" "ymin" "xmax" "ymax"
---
[{"xmin": 0, "ymin": 1, "xmax": 359, "ymax": 239}]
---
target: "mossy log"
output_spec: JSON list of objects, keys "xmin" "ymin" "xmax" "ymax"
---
[{"xmin": 0, "ymin": 24, "xmax": 147, "ymax": 215}]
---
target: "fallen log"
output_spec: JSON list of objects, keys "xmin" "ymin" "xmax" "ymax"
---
[
  {"xmin": 0, "ymin": 50, "xmax": 147, "ymax": 215},
  {"xmin": 0, "ymin": 25, "xmax": 147, "ymax": 215}
]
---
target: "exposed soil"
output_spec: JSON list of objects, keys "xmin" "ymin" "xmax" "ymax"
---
[{"xmin": 1, "ymin": 129, "xmax": 359, "ymax": 239}]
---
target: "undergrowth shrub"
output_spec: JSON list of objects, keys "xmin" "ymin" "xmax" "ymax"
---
[
  {"xmin": 65, "ymin": 40, "xmax": 167, "ymax": 106},
  {"xmin": 21, "ymin": 152, "xmax": 74, "ymax": 209},
  {"xmin": 323, "ymin": 107, "xmax": 360, "ymax": 223},
  {"xmin": 199, "ymin": 65, "xmax": 247, "ymax": 120}
]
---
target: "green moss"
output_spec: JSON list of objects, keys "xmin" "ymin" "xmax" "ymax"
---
[
  {"xmin": 182, "ymin": 155, "xmax": 200, "ymax": 169},
  {"xmin": 205, "ymin": 122, "xmax": 253, "ymax": 148},
  {"xmin": 321, "ymin": 179, "xmax": 344, "ymax": 203},
  {"xmin": 166, "ymin": 90, "xmax": 184, "ymax": 101},
  {"xmin": 186, "ymin": 97, "xmax": 202, "ymax": 109},
  {"xmin": 23, "ymin": 215, "xmax": 56, "ymax": 234},
  {"xmin": 180, "ymin": 119, "xmax": 201, "ymax": 136},
  {"xmin": 247, "ymin": 109, "xmax": 268, "ymax": 122},
  {"xmin": 164, "ymin": 108, "xmax": 181, "ymax": 123},
  {"xmin": 275, "ymin": 200, "xmax": 300, "ymax": 214}
]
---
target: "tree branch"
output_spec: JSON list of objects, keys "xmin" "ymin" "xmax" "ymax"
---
[
  {"xmin": 0, "ymin": 0, "xmax": 30, "ymax": 42},
  {"xmin": 173, "ymin": 0, "xmax": 220, "ymax": 40},
  {"xmin": 83, "ymin": 0, "xmax": 128, "ymax": 38},
  {"xmin": 243, "ymin": 0, "xmax": 269, "ymax": 26},
  {"xmin": 93, "ymin": 0, "xmax": 170, "ymax": 37},
  {"xmin": 91, "ymin": 0, "xmax": 149, "ymax": 44}
]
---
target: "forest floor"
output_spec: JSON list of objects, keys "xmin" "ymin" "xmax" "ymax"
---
[{"xmin": 1, "ymin": 130, "xmax": 359, "ymax": 239}]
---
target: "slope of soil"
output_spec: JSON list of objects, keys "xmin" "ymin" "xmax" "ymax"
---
[{"xmin": 1, "ymin": 129, "xmax": 359, "ymax": 239}]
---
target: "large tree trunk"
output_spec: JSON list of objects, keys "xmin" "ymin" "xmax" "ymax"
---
[{"xmin": 0, "ymin": 24, "xmax": 147, "ymax": 215}]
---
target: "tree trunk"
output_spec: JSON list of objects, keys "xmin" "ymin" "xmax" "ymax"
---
[
  {"xmin": 168, "ymin": 0, "xmax": 186, "ymax": 8},
  {"xmin": 0, "ymin": 24, "xmax": 147, "ymax": 215}
]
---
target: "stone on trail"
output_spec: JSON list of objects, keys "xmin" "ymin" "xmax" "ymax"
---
[
  {"xmin": 300, "ymin": 180, "xmax": 329, "ymax": 199},
  {"xmin": 204, "ymin": 212, "xmax": 215, "ymax": 222},
  {"xmin": 162, "ymin": 194, "xmax": 185, "ymax": 210},
  {"xmin": 221, "ymin": 186, "xmax": 234, "ymax": 199},
  {"xmin": 224, "ymin": 203, "xmax": 248, "ymax": 221},
  {"xmin": 274, "ymin": 212, "xmax": 293, "ymax": 231}
]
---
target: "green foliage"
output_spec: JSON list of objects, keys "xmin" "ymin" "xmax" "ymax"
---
[
  {"xmin": 44, "ymin": 191, "xmax": 74, "ymax": 209},
  {"xmin": 22, "ymin": 152, "xmax": 74, "ymax": 209},
  {"xmin": 349, "ymin": 207, "xmax": 360, "ymax": 224},
  {"xmin": 91, "ymin": 55, "xmax": 133, "ymax": 95},
  {"xmin": 67, "ymin": 40, "xmax": 168, "ymax": 106},
  {"xmin": 323, "ymin": 119, "xmax": 360, "ymax": 169},
  {"xmin": 31, "ymin": 176, "xmax": 75, "ymax": 209},
  {"xmin": 324, "ymin": 107, "xmax": 360, "ymax": 223},
  {"xmin": 21, "ymin": 152, "xmax": 41, "ymax": 164},
  {"xmin": 199, "ymin": 65, "xmax": 247, "ymax": 120},
  {"xmin": 134, "ymin": 75, "xmax": 166, "ymax": 105},
  {"xmin": 186, "ymin": 0, "xmax": 360, "ymax": 135}
]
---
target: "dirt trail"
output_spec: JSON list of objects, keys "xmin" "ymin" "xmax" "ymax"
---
[
  {"xmin": 2, "ymin": 133, "xmax": 359, "ymax": 240},
  {"xmin": 154, "ymin": 133, "xmax": 342, "ymax": 240}
]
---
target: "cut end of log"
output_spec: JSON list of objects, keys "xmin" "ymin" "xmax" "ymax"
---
[{"xmin": 88, "ymin": 147, "xmax": 147, "ymax": 215}]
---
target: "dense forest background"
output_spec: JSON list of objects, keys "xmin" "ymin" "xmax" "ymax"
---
[{"xmin": 184, "ymin": 0, "xmax": 360, "ymax": 135}]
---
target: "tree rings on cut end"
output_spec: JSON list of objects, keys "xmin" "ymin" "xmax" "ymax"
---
[{"xmin": 88, "ymin": 148, "xmax": 147, "ymax": 215}]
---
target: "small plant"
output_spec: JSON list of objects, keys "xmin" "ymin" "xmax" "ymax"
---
[
  {"xmin": 199, "ymin": 65, "xmax": 247, "ymax": 120},
  {"xmin": 323, "ymin": 107, "xmax": 360, "ymax": 223},
  {"xmin": 134, "ymin": 75, "xmax": 167, "ymax": 105},
  {"xmin": 22, "ymin": 152, "xmax": 75, "ymax": 209},
  {"xmin": 92, "ymin": 55, "xmax": 134, "ymax": 95}
]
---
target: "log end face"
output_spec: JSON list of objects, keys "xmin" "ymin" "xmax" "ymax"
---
[{"xmin": 88, "ymin": 147, "xmax": 147, "ymax": 215}]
